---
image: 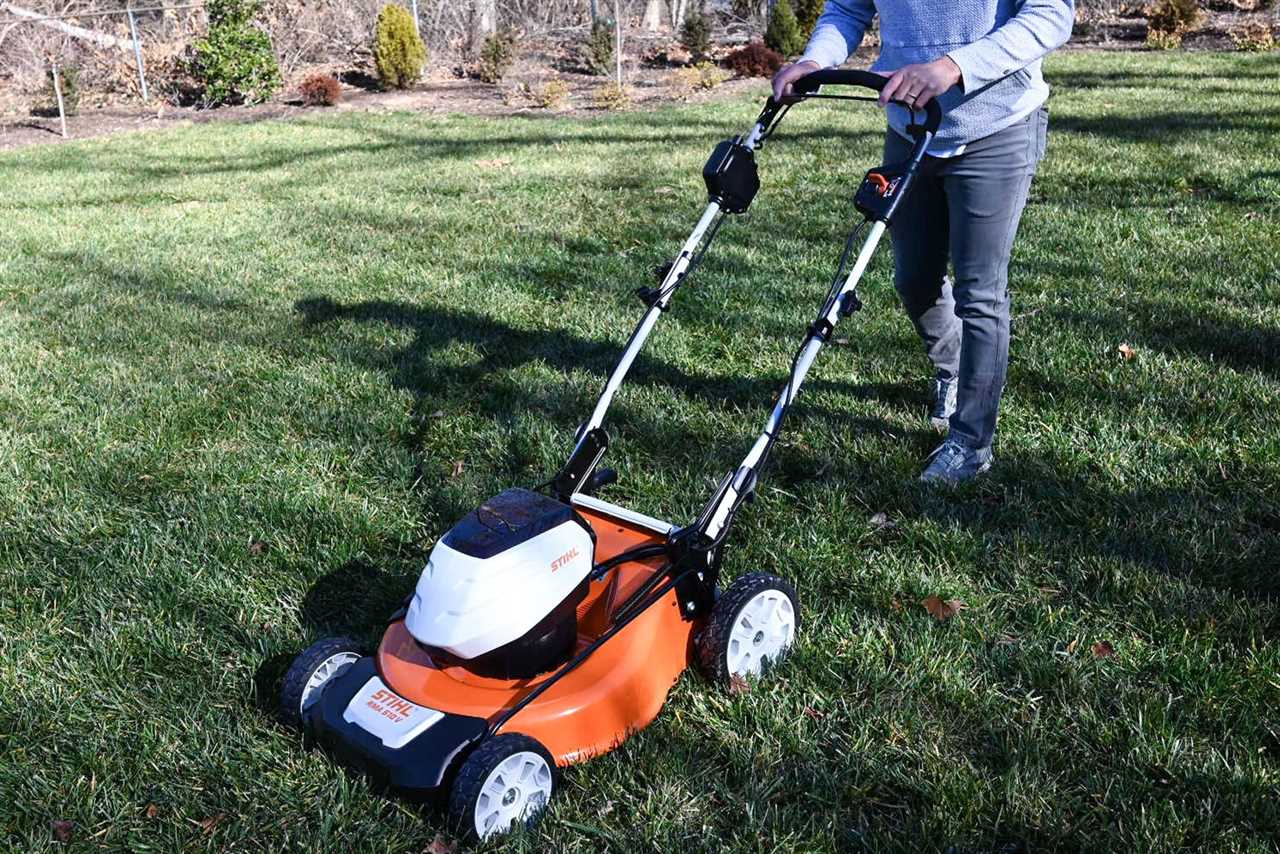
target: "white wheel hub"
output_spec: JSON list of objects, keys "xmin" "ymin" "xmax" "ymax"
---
[
  {"xmin": 727, "ymin": 588, "xmax": 796, "ymax": 678},
  {"xmin": 299, "ymin": 652, "xmax": 360, "ymax": 714},
  {"xmin": 474, "ymin": 750, "xmax": 553, "ymax": 839}
]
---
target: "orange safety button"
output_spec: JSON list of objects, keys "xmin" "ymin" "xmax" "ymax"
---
[{"xmin": 866, "ymin": 172, "xmax": 890, "ymax": 195}]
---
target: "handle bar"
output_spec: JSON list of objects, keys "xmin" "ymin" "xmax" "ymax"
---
[{"xmin": 792, "ymin": 68, "xmax": 943, "ymax": 136}]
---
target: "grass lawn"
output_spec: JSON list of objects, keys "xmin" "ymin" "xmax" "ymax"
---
[{"xmin": 1, "ymin": 49, "xmax": 1278, "ymax": 852}]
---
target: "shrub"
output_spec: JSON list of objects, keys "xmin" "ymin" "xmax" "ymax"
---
[
  {"xmin": 299, "ymin": 73, "xmax": 341, "ymax": 106},
  {"xmin": 1145, "ymin": 0, "xmax": 1202, "ymax": 36},
  {"xmin": 592, "ymin": 81, "xmax": 631, "ymax": 110},
  {"xmin": 674, "ymin": 60, "xmax": 729, "ymax": 92},
  {"xmin": 1230, "ymin": 20, "xmax": 1275, "ymax": 51},
  {"xmin": 585, "ymin": 18, "xmax": 615, "ymax": 76},
  {"xmin": 43, "ymin": 64, "xmax": 81, "ymax": 116},
  {"xmin": 533, "ymin": 78, "xmax": 570, "ymax": 109},
  {"xmin": 680, "ymin": 5, "xmax": 714, "ymax": 62},
  {"xmin": 1145, "ymin": 27, "xmax": 1183, "ymax": 48},
  {"xmin": 477, "ymin": 29, "xmax": 517, "ymax": 83},
  {"xmin": 724, "ymin": 40, "xmax": 784, "ymax": 77},
  {"xmin": 191, "ymin": 0, "xmax": 281, "ymax": 106},
  {"xmin": 373, "ymin": 4, "xmax": 427, "ymax": 89},
  {"xmin": 793, "ymin": 0, "xmax": 826, "ymax": 36},
  {"xmin": 765, "ymin": 0, "xmax": 806, "ymax": 56}
]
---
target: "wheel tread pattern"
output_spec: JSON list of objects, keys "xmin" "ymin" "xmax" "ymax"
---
[
  {"xmin": 696, "ymin": 572, "xmax": 800, "ymax": 686},
  {"xmin": 278, "ymin": 636, "xmax": 362, "ymax": 729},
  {"xmin": 448, "ymin": 733, "xmax": 558, "ymax": 839}
]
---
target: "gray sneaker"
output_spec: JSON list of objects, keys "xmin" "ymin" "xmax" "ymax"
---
[
  {"xmin": 919, "ymin": 438, "xmax": 993, "ymax": 485},
  {"xmin": 929, "ymin": 377, "xmax": 958, "ymax": 433}
]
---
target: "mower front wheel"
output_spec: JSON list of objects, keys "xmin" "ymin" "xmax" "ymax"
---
[
  {"xmin": 278, "ymin": 637, "xmax": 363, "ymax": 730},
  {"xmin": 449, "ymin": 733, "xmax": 558, "ymax": 840},
  {"xmin": 697, "ymin": 572, "xmax": 799, "ymax": 686}
]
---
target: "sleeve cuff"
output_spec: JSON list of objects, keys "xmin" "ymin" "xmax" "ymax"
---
[{"xmin": 945, "ymin": 43, "xmax": 991, "ymax": 93}]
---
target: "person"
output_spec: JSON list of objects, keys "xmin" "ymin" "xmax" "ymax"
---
[{"xmin": 772, "ymin": 0, "xmax": 1074, "ymax": 484}]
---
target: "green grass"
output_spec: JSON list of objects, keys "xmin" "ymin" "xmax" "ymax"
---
[{"xmin": 1, "ymin": 49, "xmax": 1278, "ymax": 852}]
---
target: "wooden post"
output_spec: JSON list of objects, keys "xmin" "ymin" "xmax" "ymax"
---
[
  {"xmin": 126, "ymin": 6, "xmax": 149, "ymax": 102},
  {"xmin": 50, "ymin": 60, "xmax": 67, "ymax": 139}
]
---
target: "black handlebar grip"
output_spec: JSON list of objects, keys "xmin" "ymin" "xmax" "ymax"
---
[{"xmin": 792, "ymin": 68, "xmax": 943, "ymax": 135}]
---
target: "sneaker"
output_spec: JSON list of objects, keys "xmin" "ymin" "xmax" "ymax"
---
[
  {"xmin": 919, "ymin": 438, "xmax": 993, "ymax": 485},
  {"xmin": 929, "ymin": 377, "xmax": 958, "ymax": 433}
]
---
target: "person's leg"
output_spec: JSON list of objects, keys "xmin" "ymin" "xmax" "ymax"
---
[
  {"xmin": 883, "ymin": 132, "xmax": 959, "ymax": 384},
  {"xmin": 937, "ymin": 107, "xmax": 1047, "ymax": 451}
]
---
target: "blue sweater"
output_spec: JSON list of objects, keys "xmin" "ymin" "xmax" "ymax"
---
[{"xmin": 799, "ymin": 0, "xmax": 1075, "ymax": 149}]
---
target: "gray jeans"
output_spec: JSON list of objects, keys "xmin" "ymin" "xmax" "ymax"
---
[{"xmin": 884, "ymin": 106, "xmax": 1049, "ymax": 450}]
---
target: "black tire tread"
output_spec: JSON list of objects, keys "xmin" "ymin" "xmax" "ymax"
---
[
  {"xmin": 696, "ymin": 572, "xmax": 800, "ymax": 686},
  {"xmin": 278, "ymin": 636, "xmax": 362, "ymax": 729},
  {"xmin": 448, "ymin": 733, "xmax": 557, "ymax": 839}
]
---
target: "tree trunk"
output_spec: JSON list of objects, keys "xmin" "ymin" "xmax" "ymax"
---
[
  {"xmin": 473, "ymin": 0, "xmax": 496, "ymax": 35},
  {"xmin": 643, "ymin": 0, "xmax": 663, "ymax": 32},
  {"xmin": 614, "ymin": 0, "xmax": 623, "ymax": 84},
  {"xmin": 669, "ymin": 0, "xmax": 689, "ymax": 29}
]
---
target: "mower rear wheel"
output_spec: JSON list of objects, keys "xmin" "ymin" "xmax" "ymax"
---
[
  {"xmin": 449, "ymin": 733, "xmax": 557, "ymax": 840},
  {"xmin": 279, "ymin": 637, "xmax": 363, "ymax": 730},
  {"xmin": 697, "ymin": 572, "xmax": 799, "ymax": 686}
]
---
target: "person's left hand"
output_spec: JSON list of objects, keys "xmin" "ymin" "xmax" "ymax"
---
[{"xmin": 876, "ymin": 57, "xmax": 962, "ymax": 110}]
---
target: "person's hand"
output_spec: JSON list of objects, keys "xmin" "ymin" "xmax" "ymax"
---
[
  {"xmin": 876, "ymin": 57, "xmax": 962, "ymax": 109},
  {"xmin": 771, "ymin": 59, "xmax": 821, "ymax": 103}
]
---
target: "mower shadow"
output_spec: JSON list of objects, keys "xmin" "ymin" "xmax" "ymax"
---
[{"xmin": 293, "ymin": 295, "xmax": 924, "ymax": 485}]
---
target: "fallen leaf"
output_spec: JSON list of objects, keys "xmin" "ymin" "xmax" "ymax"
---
[
  {"xmin": 1066, "ymin": 637, "xmax": 1079, "ymax": 655},
  {"xmin": 475, "ymin": 158, "xmax": 511, "ymax": 169},
  {"xmin": 728, "ymin": 674, "xmax": 750, "ymax": 695},
  {"xmin": 430, "ymin": 410, "xmax": 445, "ymax": 418},
  {"xmin": 832, "ymin": 336, "xmax": 850, "ymax": 346},
  {"xmin": 1092, "ymin": 640, "xmax": 1115, "ymax": 658},
  {"xmin": 424, "ymin": 834, "xmax": 458, "ymax": 854},
  {"xmin": 199, "ymin": 814, "xmax": 225, "ymax": 835},
  {"xmin": 869, "ymin": 511, "xmax": 895, "ymax": 531},
  {"xmin": 248, "ymin": 540, "xmax": 267, "ymax": 555},
  {"xmin": 654, "ymin": 186, "xmax": 674, "ymax": 195},
  {"xmin": 450, "ymin": 460, "xmax": 465, "ymax": 478},
  {"xmin": 922, "ymin": 595, "xmax": 965, "ymax": 622},
  {"xmin": 994, "ymin": 633, "xmax": 1018, "ymax": 646},
  {"xmin": 1244, "ymin": 211, "xmax": 1261, "ymax": 221},
  {"xmin": 1117, "ymin": 343, "xmax": 1137, "ymax": 361},
  {"xmin": 890, "ymin": 597, "xmax": 904, "ymax": 612},
  {"xmin": 50, "ymin": 820, "xmax": 73, "ymax": 843},
  {"xmin": 803, "ymin": 706, "xmax": 824, "ymax": 720},
  {"xmin": 144, "ymin": 803, "xmax": 159, "ymax": 819}
]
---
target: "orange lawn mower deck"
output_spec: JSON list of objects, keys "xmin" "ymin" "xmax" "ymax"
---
[{"xmin": 279, "ymin": 68, "xmax": 942, "ymax": 841}]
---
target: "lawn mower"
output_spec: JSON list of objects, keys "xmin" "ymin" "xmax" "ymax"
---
[{"xmin": 279, "ymin": 69, "xmax": 941, "ymax": 840}]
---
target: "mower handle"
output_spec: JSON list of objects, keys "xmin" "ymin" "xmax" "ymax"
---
[{"xmin": 792, "ymin": 68, "xmax": 943, "ymax": 136}]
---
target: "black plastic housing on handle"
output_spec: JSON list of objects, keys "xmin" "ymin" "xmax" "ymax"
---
[{"xmin": 792, "ymin": 68, "xmax": 943, "ymax": 135}]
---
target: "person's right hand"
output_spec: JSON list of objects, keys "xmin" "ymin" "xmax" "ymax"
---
[{"xmin": 771, "ymin": 60, "xmax": 821, "ymax": 103}]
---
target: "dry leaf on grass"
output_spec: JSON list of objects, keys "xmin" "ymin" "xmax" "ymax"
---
[
  {"xmin": 922, "ymin": 595, "xmax": 965, "ymax": 622},
  {"xmin": 869, "ymin": 511, "xmax": 895, "ymax": 531},
  {"xmin": 248, "ymin": 540, "xmax": 267, "ymax": 555},
  {"xmin": 1117, "ymin": 343, "xmax": 1137, "ymax": 361},
  {"xmin": 803, "ymin": 706, "xmax": 825, "ymax": 720},
  {"xmin": 728, "ymin": 674, "xmax": 750, "ymax": 695},
  {"xmin": 475, "ymin": 158, "xmax": 512, "ymax": 169},
  {"xmin": 1092, "ymin": 640, "xmax": 1115, "ymax": 658},
  {"xmin": 450, "ymin": 460, "xmax": 465, "ymax": 478},
  {"xmin": 430, "ymin": 410, "xmax": 444, "ymax": 418},
  {"xmin": 199, "ymin": 814, "xmax": 225, "ymax": 835},
  {"xmin": 424, "ymin": 834, "xmax": 458, "ymax": 854},
  {"xmin": 1066, "ymin": 637, "xmax": 1079, "ymax": 655},
  {"xmin": 144, "ymin": 803, "xmax": 159, "ymax": 819},
  {"xmin": 50, "ymin": 820, "xmax": 73, "ymax": 843}
]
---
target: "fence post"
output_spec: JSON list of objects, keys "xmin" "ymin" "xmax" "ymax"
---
[
  {"xmin": 50, "ymin": 60, "xmax": 68, "ymax": 139},
  {"xmin": 126, "ymin": 5, "xmax": 150, "ymax": 102}
]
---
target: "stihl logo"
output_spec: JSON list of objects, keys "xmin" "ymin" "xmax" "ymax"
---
[
  {"xmin": 550, "ymin": 547, "xmax": 580, "ymax": 572},
  {"xmin": 367, "ymin": 688, "xmax": 416, "ymax": 722}
]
